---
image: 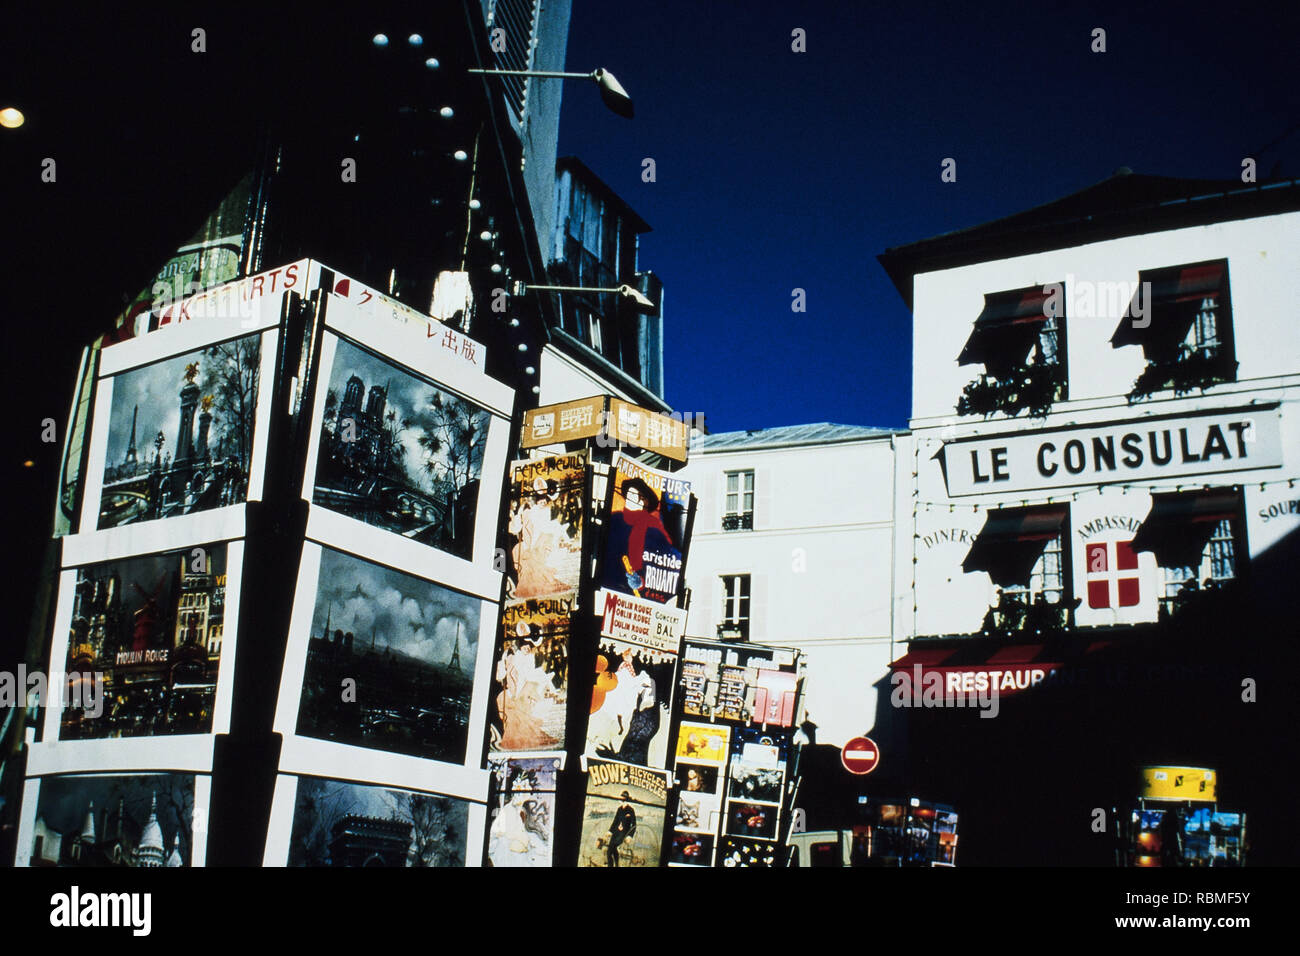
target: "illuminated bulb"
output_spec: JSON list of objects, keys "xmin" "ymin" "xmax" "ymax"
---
[
  {"xmin": 509, "ymin": 318, "xmax": 520, "ymax": 327},
  {"xmin": 531, "ymin": 386, "xmax": 540, "ymax": 395},
  {"xmin": 479, "ymin": 230, "xmax": 493, "ymax": 241},
  {"xmin": 468, "ymin": 198, "xmax": 481, "ymax": 210},
  {"xmin": 408, "ymin": 34, "xmax": 423, "ymax": 46},
  {"xmin": 372, "ymin": 33, "xmax": 389, "ymax": 46},
  {"xmin": 490, "ymin": 263, "xmax": 502, "ymax": 273},
  {"xmin": 0, "ymin": 107, "xmax": 24, "ymax": 129},
  {"xmin": 525, "ymin": 366, "xmax": 535, "ymax": 375},
  {"xmin": 425, "ymin": 58, "xmax": 440, "ymax": 69},
  {"xmin": 453, "ymin": 150, "xmax": 468, "ymax": 161},
  {"xmin": 439, "ymin": 106, "xmax": 453, "ymax": 118},
  {"xmin": 517, "ymin": 343, "xmax": 527, "ymax": 352}
]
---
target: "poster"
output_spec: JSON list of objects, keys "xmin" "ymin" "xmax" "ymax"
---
[
  {"xmin": 599, "ymin": 453, "xmax": 691, "ymax": 605},
  {"xmin": 285, "ymin": 777, "xmax": 470, "ymax": 867},
  {"xmin": 486, "ymin": 754, "xmax": 562, "ymax": 867},
  {"xmin": 292, "ymin": 547, "xmax": 481, "ymax": 764},
  {"xmin": 577, "ymin": 758, "xmax": 669, "ymax": 868},
  {"xmin": 505, "ymin": 452, "xmax": 587, "ymax": 600},
  {"xmin": 312, "ymin": 336, "xmax": 491, "ymax": 561},
  {"xmin": 587, "ymin": 590, "xmax": 683, "ymax": 766},
  {"xmin": 492, "ymin": 598, "xmax": 571, "ymax": 752},
  {"xmin": 19, "ymin": 772, "xmax": 203, "ymax": 867},
  {"xmin": 95, "ymin": 332, "xmax": 264, "ymax": 531},
  {"xmin": 57, "ymin": 544, "xmax": 230, "ymax": 741}
]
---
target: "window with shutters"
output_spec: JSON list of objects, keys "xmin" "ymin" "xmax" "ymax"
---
[
  {"xmin": 1116, "ymin": 260, "xmax": 1237, "ymax": 399},
  {"xmin": 956, "ymin": 285, "xmax": 1068, "ymax": 418},
  {"xmin": 1128, "ymin": 487, "xmax": 1246, "ymax": 617},
  {"xmin": 722, "ymin": 470, "xmax": 754, "ymax": 530}
]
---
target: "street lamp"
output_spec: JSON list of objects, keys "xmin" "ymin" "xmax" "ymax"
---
[
  {"xmin": 512, "ymin": 281, "xmax": 656, "ymax": 314},
  {"xmin": 467, "ymin": 67, "xmax": 633, "ymax": 118}
]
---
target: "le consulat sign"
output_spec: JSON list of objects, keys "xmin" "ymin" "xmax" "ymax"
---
[{"xmin": 940, "ymin": 404, "xmax": 1282, "ymax": 497}]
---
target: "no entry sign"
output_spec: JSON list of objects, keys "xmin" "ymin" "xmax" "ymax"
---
[{"xmin": 841, "ymin": 736, "xmax": 880, "ymax": 775}]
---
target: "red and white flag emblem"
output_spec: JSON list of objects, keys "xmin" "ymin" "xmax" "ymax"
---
[{"xmin": 1086, "ymin": 540, "xmax": 1140, "ymax": 608}]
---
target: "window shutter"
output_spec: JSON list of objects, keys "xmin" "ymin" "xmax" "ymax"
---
[
  {"xmin": 692, "ymin": 470, "xmax": 713, "ymax": 531},
  {"xmin": 752, "ymin": 466, "xmax": 772, "ymax": 531},
  {"xmin": 748, "ymin": 572, "xmax": 767, "ymax": 642}
]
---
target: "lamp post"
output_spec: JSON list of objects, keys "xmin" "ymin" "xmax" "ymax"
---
[
  {"xmin": 468, "ymin": 67, "xmax": 634, "ymax": 118},
  {"xmin": 512, "ymin": 281, "xmax": 657, "ymax": 314}
]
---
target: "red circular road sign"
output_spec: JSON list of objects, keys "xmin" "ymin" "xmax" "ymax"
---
[{"xmin": 841, "ymin": 736, "xmax": 880, "ymax": 775}]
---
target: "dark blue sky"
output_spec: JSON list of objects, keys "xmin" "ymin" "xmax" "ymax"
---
[{"xmin": 557, "ymin": 0, "xmax": 1296, "ymax": 433}]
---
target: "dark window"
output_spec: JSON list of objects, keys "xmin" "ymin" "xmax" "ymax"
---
[{"xmin": 719, "ymin": 574, "xmax": 750, "ymax": 641}]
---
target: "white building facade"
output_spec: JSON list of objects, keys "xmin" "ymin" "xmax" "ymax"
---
[
  {"xmin": 677, "ymin": 424, "xmax": 912, "ymax": 748},
  {"xmin": 884, "ymin": 175, "xmax": 1300, "ymax": 651}
]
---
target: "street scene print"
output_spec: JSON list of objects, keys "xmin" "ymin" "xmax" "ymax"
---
[
  {"xmin": 577, "ymin": 759, "xmax": 668, "ymax": 868},
  {"xmin": 287, "ymin": 777, "xmax": 468, "ymax": 867},
  {"xmin": 99, "ymin": 333, "xmax": 261, "ymax": 529},
  {"xmin": 295, "ymin": 548, "xmax": 480, "ymax": 764},
  {"xmin": 27, "ymin": 773, "xmax": 195, "ymax": 868},
  {"xmin": 61, "ymin": 545, "xmax": 228, "ymax": 740},
  {"xmin": 505, "ymin": 452, "xmax": 587, "ymax": 601},
  {"xmin": 491, "ymin": 598, "xmax": 571, "ymax": 752},
  {"xmin": 599, "ymin": 453, "xmax": 691, "ymax": 605},
  {"xmin": 314, "ymin": 337, "xmax": 490, "ymax": 561},
  {"xmin": 486, "ymin": 755, "xmax": 561, "ymax": 867}
]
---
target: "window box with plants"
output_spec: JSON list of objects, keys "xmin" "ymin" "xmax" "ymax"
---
[{"xmin": 957, "ymin": 362, "xmax": 1065, "ymax": 419}]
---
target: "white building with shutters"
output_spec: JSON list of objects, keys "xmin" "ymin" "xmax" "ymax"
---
[
  {"xmin": 879, "ymin": 172, "xmax": 1300, "ymax": 654},
  {"xmin": 677, "ymin": 424, "xmax": 911, "ymax": 748}
]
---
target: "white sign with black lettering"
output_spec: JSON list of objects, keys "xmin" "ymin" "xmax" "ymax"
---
[{"xmin": 942, "ymin": 406, "xmax": 1283, "ymax": 497}]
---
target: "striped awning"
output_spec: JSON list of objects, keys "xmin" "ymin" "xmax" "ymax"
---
[
  {"xmin": 962, "ymin": 505, "xmax": 1068, "ymax": 587},
  {"xmin": 1112, "ymin": 261, "xmax": 1226, "ymax": 348},
  {"xmin": 958, "ymin": 288, "xmax": 1055, "ymax": 368},
  {"xmin": 1130, "ymin": 489, "xmax": 1240, "ymax": 567}
]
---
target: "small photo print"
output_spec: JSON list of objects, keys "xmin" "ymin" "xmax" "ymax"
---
[
  {"xmin": 99, "ymin": 334, "xmax": 261, "ymax": 529},
  {"xmin": 727, "ymin": 760, "xmax": 783, "ymax": 804},
  {"xmin": 726, "ymin": 801, "xmax": 778, "ymax": 840},
  {"xmin": 28, "ymin": 773, "xmax": 195, "ymax": 868},
  {"xmin": 674, "ymin": 722, "xmax": 729, "ymax": 765},
  {"xmin": 287, "ymin": 777, "xmax": 469, "ymax": 867},
  {"xmin": 294, "ymin": 548, "xmax": 480, "ymax": 764},
  {"xmin": 60, "ymin": 545, "xmax": 229, "ymax": 740},
  {"xmin": 677, "ymin": 763, "xmax": 719, "ymax": 795},
  {"xmin": 313, "ymin": 337, "xmax": 490, "ymax": 560},
  {"xmin": 668, "ymin": 832, "xmax": 713, "ymax": 866}
]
